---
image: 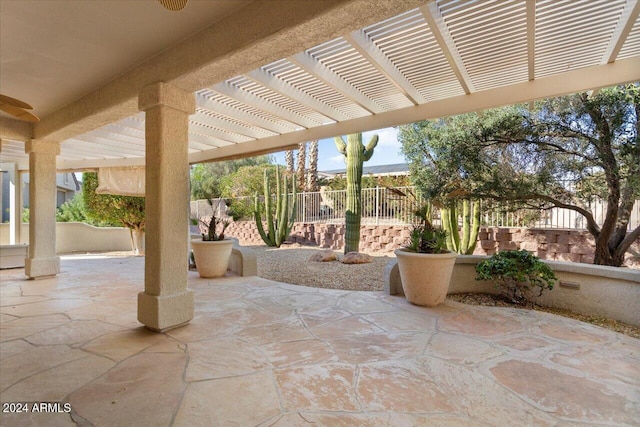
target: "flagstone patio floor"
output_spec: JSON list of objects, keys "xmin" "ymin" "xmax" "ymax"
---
[{"xmin": 1, "ymin": 254, "xmax": 638, "ymax": 426}]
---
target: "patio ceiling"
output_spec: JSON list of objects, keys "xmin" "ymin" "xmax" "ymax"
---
[{"xmin": 1, "ymin": 0, "xmax": 640, "ymax": 171}]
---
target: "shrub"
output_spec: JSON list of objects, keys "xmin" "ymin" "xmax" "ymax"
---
[{"xmin": 475, "ymin": 250, "xmax": 557, "ymax": 303}]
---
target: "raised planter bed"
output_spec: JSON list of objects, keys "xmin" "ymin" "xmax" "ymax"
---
[{"xmin": 385, "ymin": 255, "xmax": 640, "ymax": 327}]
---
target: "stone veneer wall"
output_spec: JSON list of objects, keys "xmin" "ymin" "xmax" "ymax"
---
[{"xmin": 225, "ymin": 221, "xmax": 640, "ymax": 266}]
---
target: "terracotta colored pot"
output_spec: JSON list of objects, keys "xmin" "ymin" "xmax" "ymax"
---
[
  {"xmin": 191, "ymin": 239, "xmax": 233, "ymax": 278},
  {"xmin": 394, "ymin": 248, "xmax": 457, "ymax": 307}
]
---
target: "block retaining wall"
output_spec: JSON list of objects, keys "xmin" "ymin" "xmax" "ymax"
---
[{"xmin": 225, "ymin": 221, "xmax": 640, "ymax": 267}]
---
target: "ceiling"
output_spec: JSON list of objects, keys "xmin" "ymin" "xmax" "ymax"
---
[
  {"xmin": 1, "ymin": 0, "xmax": 639, "ymax": 171},
  {"xmin": 0, "ymin": 0, "xmax": 252, "ymax": 118}
]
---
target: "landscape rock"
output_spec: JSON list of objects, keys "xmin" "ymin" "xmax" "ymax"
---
[
  {"xmin": 309, "ymin": 250, "xmax": 337, "ymax": 262},
  {"xmin": 342, "ymin": 252, "xmax": 372, "ymax": 264}
]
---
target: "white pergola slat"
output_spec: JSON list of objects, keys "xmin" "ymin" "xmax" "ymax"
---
[
  {"xmin": 289, "ymin": 51, "xmax": 387, "ymax": 115},
  {"xmin": 419, "ymin": 2, "xmax": 475, "ymax": 94},
  {"xmin": 195, "ymin": 91, "xmax": 296, "ymax": 135},
  {"xmin": 344, "ymin": 30, "xmax": 427, "ymax": 105},
  {"xmin": 3, "ymin": 0, "xmax": 638, "ymax": 171}
]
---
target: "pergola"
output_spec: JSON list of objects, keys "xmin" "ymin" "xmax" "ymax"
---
[{"xmin": 1, "ymin": 0, "xmax": 639, "ymax": 331}]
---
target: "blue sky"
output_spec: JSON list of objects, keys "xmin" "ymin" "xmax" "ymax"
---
[{"xmin": 271, "ymin": 127, "xmax": 405, "ymax": 172}]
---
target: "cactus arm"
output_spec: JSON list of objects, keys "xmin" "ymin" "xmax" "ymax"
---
[
  {"xmin": 254, "ymin": 193, "xmax": 273, "ymax": 246},
  {"xmin": 276, "ymin": 173, "xmax": 288, "ymax": 246},
  {"xmin": 467, "ymin": 199, "xmax": 481, "ymax": 253},
  {"xmin": 442, "ymin": 203, "xmax": 460, "ymax": 253},
  {"xmin": 441, "ymin": 206, "xmax": 453, "ymax": 251},
  {"xmin": 286, "ymin": 175, "xmax": 297, "ymax": 236},
  {"xmin": 363, "ymin": 134, "xmax": 379, "ymax": 161},
  {"xmin": 275, "ymin": 167, "xmax": 284, "ymax": 245},
  {"xmin": 461, "ymin": 199, "xmax": 471, "ymax": 254},
  {"xmin": 334, "ymin": 136, "xmax": 347, "ymax": 156},
  {"xmin": 265, "ymin": 170, "xmax": 276, "ymax": 244},
  {"xmin": 449, "ymin": 201, "xmax": 460, "ymax": 253}
]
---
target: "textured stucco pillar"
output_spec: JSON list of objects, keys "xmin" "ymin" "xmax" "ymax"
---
[
  {"xmin": 138, "ymin": 82, "xmax": 195, "ymax": 332},
  {"xmin": 25, "ymin": 140, "xmax": 60, "ymax": 278}
]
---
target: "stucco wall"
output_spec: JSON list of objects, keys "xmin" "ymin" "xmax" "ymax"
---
[
  {"xmin": 0, "ymin": 223, "xmax": 132, "ymax": 253},
  {"xmin": 385, "ymin": 255, "xmax": 640, "ymax": 327}
]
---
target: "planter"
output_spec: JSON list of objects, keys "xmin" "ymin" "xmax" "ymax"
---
[
  {"xmin": 394, "ymin": 248, "xmax": 457, "ymax": 306},
  {"xmin": 191, "ymin": 239, "xmax": 233, "ymax": 278}
]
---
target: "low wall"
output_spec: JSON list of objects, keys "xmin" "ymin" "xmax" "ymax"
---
[
  {"xmin": 226, "ymin": 221, "xmax": 640, "ymax": 267},
  {"xmin": 385, "ymin": 255, "xmax": 640, "ymax": 327},
  {"xmin": 0, "ymin": 223, "xmax": 132, "ymax": 253}
]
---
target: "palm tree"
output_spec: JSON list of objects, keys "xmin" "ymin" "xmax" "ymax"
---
[
  {"xmin": 296, "ymin": 142, "xmax": 306, "ymax": 190},
  {"xmin": 285, "ymin": 150, "xmax": 294, "ymax": 173},
  {"xmin": 307, "ymin": 140, "xmax": 319, "ymax": 191}
]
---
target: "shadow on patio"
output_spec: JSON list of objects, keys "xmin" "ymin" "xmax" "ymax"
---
[{"xmin": 1, "ymin": 254, "xmax": 638, "ymax": 426}]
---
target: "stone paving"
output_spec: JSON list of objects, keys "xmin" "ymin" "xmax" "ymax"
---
[{"xmin": 1, "ymin": 254, "xmax": 639, "ymax": 426}]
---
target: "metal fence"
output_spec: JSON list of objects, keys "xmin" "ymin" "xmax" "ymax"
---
[{"xmin": 191, "ymin": 186, "xmax": 640, "ymax": 231}]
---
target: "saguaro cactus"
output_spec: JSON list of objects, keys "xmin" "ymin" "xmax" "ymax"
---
[
  {"xmin": 254, "ymin": 166, "xmax": 297, "ymax": 247},
  {"xmin": 334, "ymin": 133, "xmax": 379, "ymax": 253},
  {"xmin": 441, "ymin": 199, "xmax": 480, "ymax": 254}
]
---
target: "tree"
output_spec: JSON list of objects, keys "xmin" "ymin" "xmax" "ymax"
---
[
  {"xmin": 285, "ymin": 150, "xmax": 294, "ymax": 173},
  {"xmin": 296, "ymin": 142, "xmax": 306, "ymax": 190},
  {"xmin": 219, "ymin": 164, "xmax": 279, "ymax": 219},
  {"xmin": 83, "ymin": 172, "xmax": 146, "ymax": 254},
  {"xmin": 399, "ymin": 84, "xmax": 640, "ymax": 267},
  {"xmin": 307, "ymin": 140, "xmax": 319, "ymax": 191},
  {"xmin": 56, "ymin": 192, "xmax": 95, "ymax": 224},
  {"xmin": 190, "ymin": 155, "xmax": 273, "ymax": 200},
  {"xmin": 334, "ymin": 133, "xmax": 379, "ymax": 253}
]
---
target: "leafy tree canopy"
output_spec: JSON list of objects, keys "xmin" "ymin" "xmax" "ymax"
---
[
  {"xmin": 399, "ymin": 84, "xmax": 639, "ymax": 266},
  {"xmin": 190, "ymin": 155, "xmax": 273, "ymax": 200},
  {"xmin": 82, "ymin": 172, "xmax": 145, "ymax": 230},
  {"xmin": 56, "ymin": 191, "xmax": 112, "ymax": 226},
  {"xmin": 219, "ymin": 164, "xmax": 280, "ymax": 199}
]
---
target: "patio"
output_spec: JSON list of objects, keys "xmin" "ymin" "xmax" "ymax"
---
[{"xmin": 1, "ymin": 254, "xmax": 638, "ymax": 426}]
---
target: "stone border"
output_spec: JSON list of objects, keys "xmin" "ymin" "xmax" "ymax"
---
[{"xmin": 385, "ymin": 255, "xmax": 640, "ymax": 327}]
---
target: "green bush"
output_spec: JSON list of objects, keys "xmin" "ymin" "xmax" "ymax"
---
[{"xmin": 475, "ymin": 250, "xmax": 557, "ymax": 303}]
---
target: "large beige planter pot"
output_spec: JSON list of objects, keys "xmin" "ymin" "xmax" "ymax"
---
[
  {"xmin": 394, "ymin": 249, "xmax": 458, "ymax": 307},
  {"xmin": 191, "ymin": 239, "xmax": 233, "ymax": 278}
]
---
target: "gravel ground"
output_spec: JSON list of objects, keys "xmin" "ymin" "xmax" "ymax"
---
[
  {"xmin": 250, "ymin": 244, "xmax": 393, "ymax": 291},
  {"xmin": 251, "ymin": 244, "xmax": 639, "ymax": 339}
]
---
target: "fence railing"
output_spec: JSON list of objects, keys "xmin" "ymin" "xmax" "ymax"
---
[{"xmin": 190, "ymin": 186, "xmax": 640, "ymax": 231}]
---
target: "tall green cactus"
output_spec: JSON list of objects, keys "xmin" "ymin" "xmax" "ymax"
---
[
  {"xmin": 254, "ymin": 166, "xmax": 297, "ymax": 247},
  {"xmin": 441, "ymin": 199, "xmax": 480, "ymax": 254},
  {"xmin": 334, "ymin": 133, "xmax": 379, "ymax": 254}
]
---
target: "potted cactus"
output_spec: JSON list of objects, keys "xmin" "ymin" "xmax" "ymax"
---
[
  {"xmin": 394, "ymin": 205, "xmax": 457, "ymax": 307},
  {"xmin": 191, "ymin": 199, "xmax": 233, "ymax": 278}
]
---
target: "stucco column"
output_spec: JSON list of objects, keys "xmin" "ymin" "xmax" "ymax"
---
[
  {"xmin": 137, "ymin": 82, "xmax": 195, "ymax": 332},
  {"xmin": 25, "ymin": 140, "xmax": 60, "ymax": 278}
]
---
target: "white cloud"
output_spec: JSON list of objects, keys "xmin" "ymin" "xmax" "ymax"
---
[{"xmin": 363, "ymin": 127, "xmax": 400, "ymax": 147}]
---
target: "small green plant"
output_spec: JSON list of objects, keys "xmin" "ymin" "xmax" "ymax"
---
[
  {"xmin": 404, "ymin": 203, "xmax": 449, "ymax": 254},
  {"xmin": 475, "ymin": 250, "xmax": 557, "ymax": 303},
  {"xmin": 199, "ymin": 199, "xmax": 231, "ymax": 241}
]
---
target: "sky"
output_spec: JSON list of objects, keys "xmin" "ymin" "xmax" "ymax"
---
[{"xmin": 271, "ymin": 127, "xmax": 405, "ymax": 172}]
